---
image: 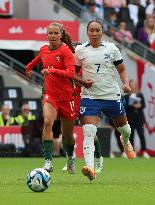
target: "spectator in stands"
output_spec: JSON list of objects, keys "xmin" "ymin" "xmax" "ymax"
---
[
  {"xmin": 105, "ymin": 12, "xmax": 118, "ymax": 36},
  {"xmin": 95, "ymin": 0, "xmax": 104, "ymax": 18},
  {"xmin": 139, "ymin": 0, "xmax": 147, "ymax": 7},
  {"xmin": 114, "ymin": 21, "xmax": 133, "ymax": 45},
  {"xmin": 104, "ymin": 0, "xmax": 127, "ymax": 11},
  {"xmin": 149, "ymin": 26, "xmax": 155, "ymax": 50},
  {"xmin": 81, "ymin": 1, "xmax": 103, "ymax": 22},
  {"xmin": 135, "ymin": 0, "xmax": 146, "ymax": 37},
  {"xmin": 0, "ymin": 104, "xmax": 15, "ymax": 126},
  {"xmin": 15, "ymin": 104, "xmax": 36, "ymax": 125},
  {"xmin": 124, "ymin": 79, "xmax": 150, "ymax": 158},
  {"xmin": 15, "ymin": 104, "xmax": 38, "ymax": 157},
  {"xmin": 128, "ymin": 0, "xmax": 139, "ymax": 27},
  {"xmin": 136, "ymin": 16, "xmax": 155, "ymax": 46},
  {"xmin": 145, "ymin": 0, "xmax": 155, "ymax": 17},
  {"xmin": 109, "ymin": 12, "xmax": 119, "ymax": 27}
]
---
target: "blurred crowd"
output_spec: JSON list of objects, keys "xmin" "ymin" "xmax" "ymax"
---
[{"xmin": 76, "ymin": 0, "xmax": 155, "ymax": 50}]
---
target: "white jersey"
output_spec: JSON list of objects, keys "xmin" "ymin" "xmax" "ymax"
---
[{"xmin": 75, "ymin": 41, "xmax": 123, "ymax": 100}]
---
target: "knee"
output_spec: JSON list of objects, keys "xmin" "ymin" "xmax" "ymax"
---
[
  {"xmin": 117, "ymin": 123, "xmax": 131, "ymax": 136},
  {"xmin": 82, "ymin": 124, "xmax": 97, "ymax": 139},
  {"xmin": 44, "ymin": 117, "xmax": 52, "ymax": 128}
]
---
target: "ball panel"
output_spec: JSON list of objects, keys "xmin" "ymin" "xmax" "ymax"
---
[{"xmin": 26, "ymin": 168, "xmax": 51, "ymax": 192}]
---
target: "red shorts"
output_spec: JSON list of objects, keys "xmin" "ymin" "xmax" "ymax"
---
[{"xmin": 43, "ymin": 94, "xmax": 77, "ymax": 120}]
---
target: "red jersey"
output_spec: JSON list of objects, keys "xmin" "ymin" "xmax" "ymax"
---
[{"xmin": 26, "ymin": 43, "xmax": 75, "ymax": 101}]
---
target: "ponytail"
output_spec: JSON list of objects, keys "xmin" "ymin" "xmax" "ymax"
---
[{"xmin": 61, "ymin": 30, "xmax": 75, "ymax": 53}]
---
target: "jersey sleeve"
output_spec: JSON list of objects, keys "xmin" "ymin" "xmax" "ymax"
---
[
  {"xmin": 74, "ymin": 45, "xmax": 82, "ymax": 66},
  {"xmin": 49, "ymin": 46, "xmax": 75, "ymax": 78},
  {"xmin": 25, "ymin": 53, "xmax": 42, "ymax": 72},
  {"xmin": 111, "ymin": 44, "xmax": 123, "ymax": 66}
]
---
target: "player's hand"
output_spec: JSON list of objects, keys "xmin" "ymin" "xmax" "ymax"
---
[
  {"xmin": 26, "ymin": 70, "xmax": 32, "ymax": 78},
  {"xmin": 41, "ymin": 69, "xmax": 49, "ymax": 75},
  {"xmin": 82, "ymin": 79, "xmax": 94, "ymax": 88},
  {"xmin": 122, "ymin": 83, "xmax": 131, "ymax": 93}
]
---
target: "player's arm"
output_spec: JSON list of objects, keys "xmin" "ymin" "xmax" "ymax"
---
[
  {"xmin": 42, "ymin": 47, "xmax": 75, "ymax": 78},
  {"xmin": 112, "ymin": 44, "xmax": 131, "ymax": 93},
  {"xmin": 116, "ymin": 63, "xmax": 131, "ymax": 93},
  {"xmin": 25, "ymin": 54, "xmax": 42, "ymax": 77},
  {"xmin": 74, "ymin": 71, "xmax": 94, "ymax": 89}
]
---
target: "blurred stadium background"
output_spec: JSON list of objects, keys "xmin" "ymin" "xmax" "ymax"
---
[
  {"xmin": 0, "ymin": 0, "xmax": 155, "ymax": 158},
  {"xmin": 1, "ymin": 1, "xmax": 155, "ymax": 205}
]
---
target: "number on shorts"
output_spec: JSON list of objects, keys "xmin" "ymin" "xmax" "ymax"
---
[{"xmin": 69, "ymin": 101, "xmax": 74, "ymax": 111}]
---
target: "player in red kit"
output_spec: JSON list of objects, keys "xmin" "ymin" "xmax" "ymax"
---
[{"xmin": 26, "ymin": 22, "xmax": 77, "ymax": 174}]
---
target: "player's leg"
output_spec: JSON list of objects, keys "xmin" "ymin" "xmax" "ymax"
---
[
  {"xmin": 59, "ymin": 100, "xmax": 77, "ymax": 174},
  {"xmin": 61, "ymin": 117, "xmax": 75, "ymax": 174},
  {"xmin": 80, "ymin": 98, "xmax": 102, "ymax": 181},
  {"xmin": 61, "ymin": 135, "xmax": 68, "ymax": 171},
  {"xmin": 61, "ymin": 134, "xmax": 104, "ymax": 173},
  {"xmin": 42, "ymin": 102, "xmax": 57, "ymax": 172},
  {"xmin": 94, "ymin": 136, "xmax": 103, "ymax": 173},
  {"xmin": 136, "ymin": 122, "xmax": 150, "ymax": 158},
  {"xmin": 81, "ymin": 116, "xmax": 99, "ymax": 181},
  {"xmin": 52, "ymin": 119, "xmax": 62, "ymax": 157},
  {"xmin": 103, "ymin": 99, "xmax": 135, "ymax": 159},
  {"xmin": 112, "ymin": 115, "xmax": 135, "ymax": 159}
]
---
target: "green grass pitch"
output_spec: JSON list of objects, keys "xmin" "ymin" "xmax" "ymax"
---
[{"xmin": 0, "ymin": 158, "xmax": 155, "ymax": 205}]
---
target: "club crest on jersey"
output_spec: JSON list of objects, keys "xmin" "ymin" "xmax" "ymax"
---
[
  {"xmin": 104, "ymin": 53, "xmax": 110, "ymax": 61},
  {"xmin": 56, "ymin": 56, "xmax": 61, "ymax": 62}
]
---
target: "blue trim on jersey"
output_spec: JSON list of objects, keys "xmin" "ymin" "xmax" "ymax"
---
[
  {"xmin": 85, "ymin": 43, "xmax": 90, "ymax": 47},
  {"xmin": 80, "ymin": 98, "xmax": 126, "ymax": 118}
]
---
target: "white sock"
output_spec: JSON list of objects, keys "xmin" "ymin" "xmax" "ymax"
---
[
  {"xmin": 83, "ymin": 124, "xmax": 97, "ymax": 169},
  {"xmin": 117, "ymin": 123, "xmax": 131, "ymax": 145}
]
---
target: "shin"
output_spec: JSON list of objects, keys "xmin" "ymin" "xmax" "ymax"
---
[
  {"xmin": 83, "ymin": 124, "xmax": 97, "ymax": 169},
  {"xmin": 117, "ymin": 123, "xmax": 131, "ymax": 145}
]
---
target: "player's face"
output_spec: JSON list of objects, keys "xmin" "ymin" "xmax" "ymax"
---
[
  {"xmin": 87, "ymin": 22, "xmax": 103, "ymax": 46},
  {"xmin": 47, "ymin": 25, "xmax": 62, "ymax": 46}
]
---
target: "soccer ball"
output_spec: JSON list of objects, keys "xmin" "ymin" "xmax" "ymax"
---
[{"xmin": 26, "ymin": 168, "xmax": 51, "ymax": 192}]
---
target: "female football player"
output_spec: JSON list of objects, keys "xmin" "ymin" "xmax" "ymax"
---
[
  {"xmin": 75, "ymin": 20, "xmax": 135, "ymax": 181},
  {"xmin": 26, "ymin": 22, "xmax": 77, "ymax": 174}
]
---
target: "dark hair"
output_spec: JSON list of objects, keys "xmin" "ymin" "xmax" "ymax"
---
[
  {"xmin": 48, "ymin": 22, "xmax": 75, "ymax": 53},
  {"xmin": 87, "ymin": 20, "xmax": 104, "ymax": 32},
  {"xmin": 61, "ymin": 30, "xmax": 75, "ymax": 53}
]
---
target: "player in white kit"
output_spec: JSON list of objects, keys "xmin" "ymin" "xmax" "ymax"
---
[{"xmin": 75, "ymin": 20, "xmax": 135, "ymax": 181}]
